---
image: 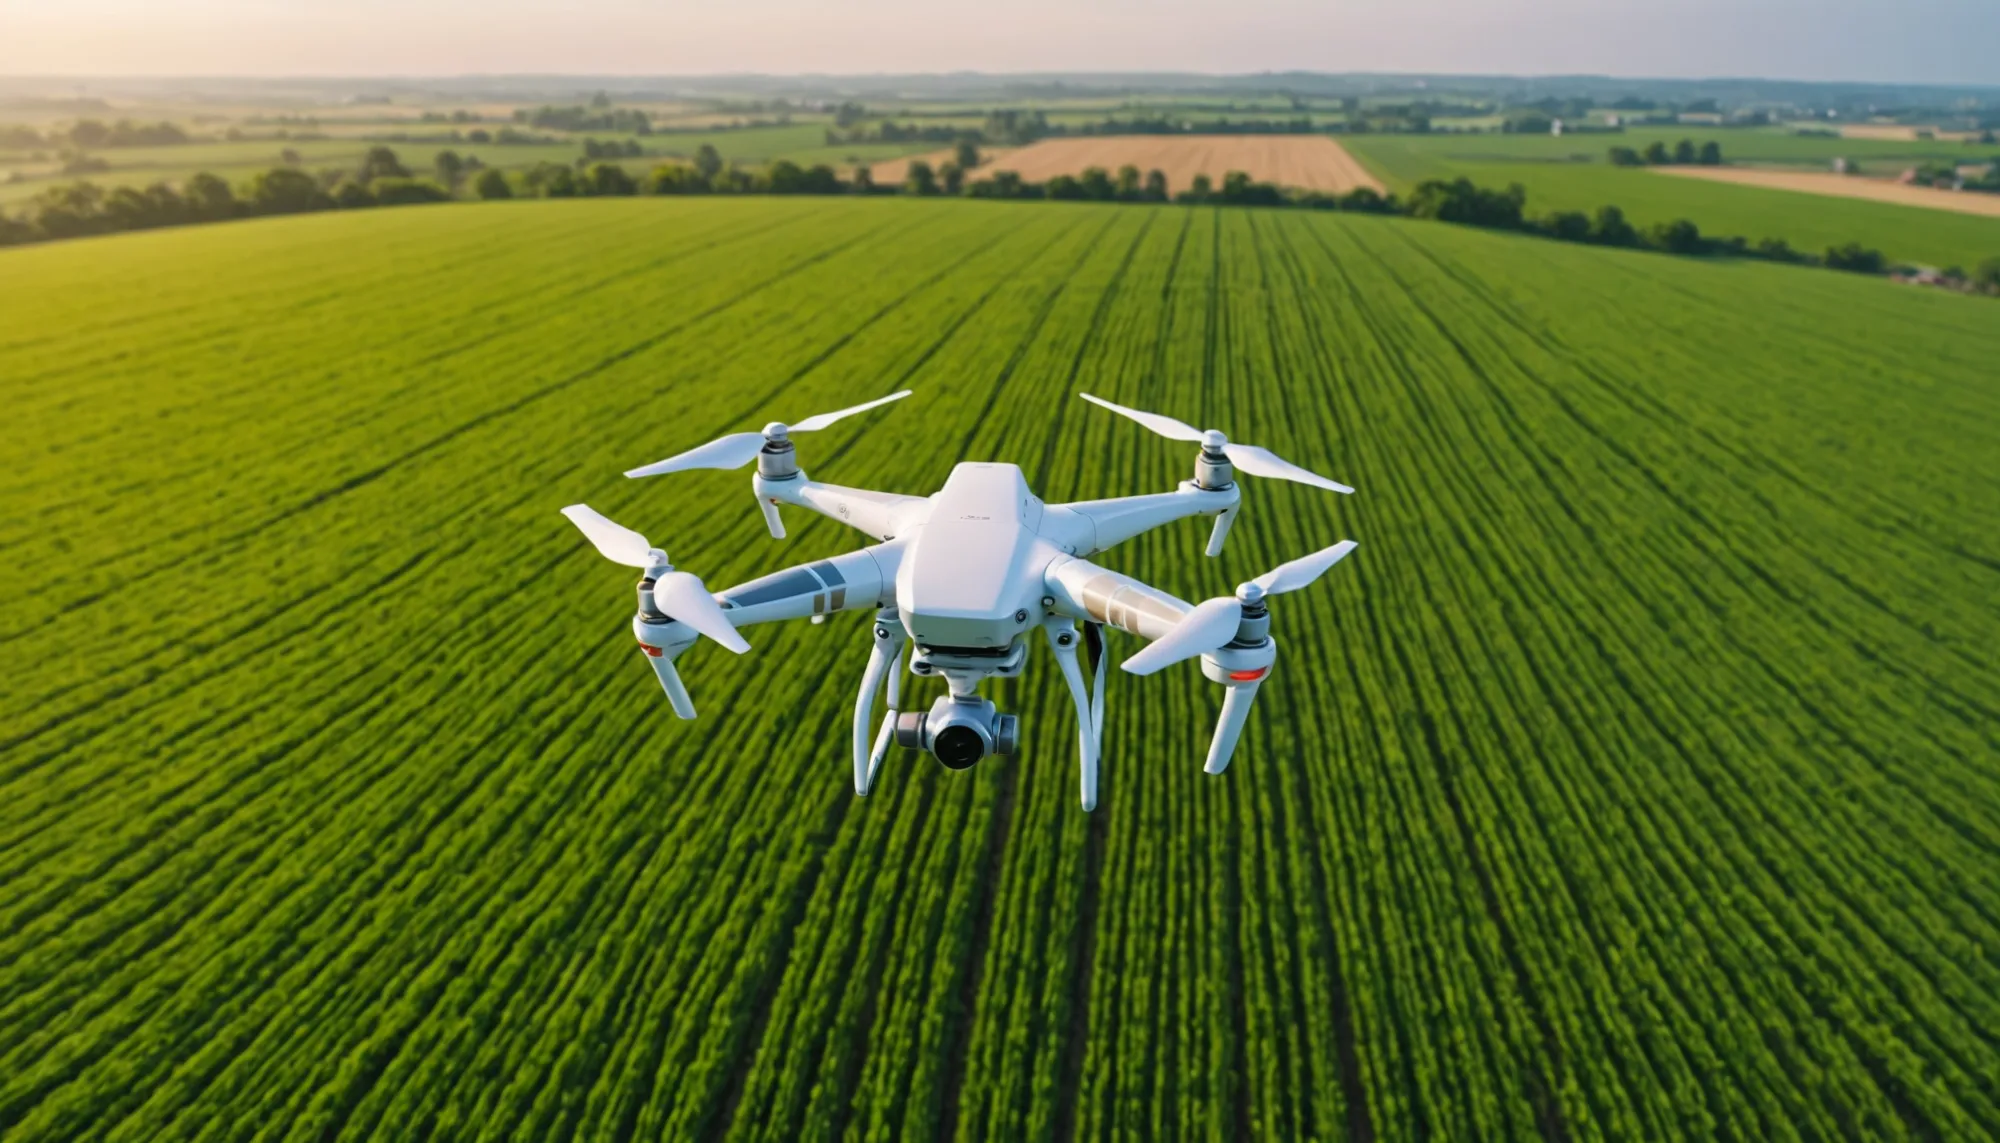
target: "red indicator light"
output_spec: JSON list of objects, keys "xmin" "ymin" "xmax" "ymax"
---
[
  {"xmin": 639, "ymin": 643, "xmax": 664, "ymax": 658},
  {"xmin": 1228, "ymin": 667, "xmax": 1268, "ymax": 682}
]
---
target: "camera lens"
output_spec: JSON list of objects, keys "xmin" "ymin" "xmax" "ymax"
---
[{"xmin": 932, "ymin": 724, "xmax": 986, "ymax": 770}]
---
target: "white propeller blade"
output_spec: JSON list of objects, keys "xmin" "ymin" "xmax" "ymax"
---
[
  {"xmin": 1078, "ymin": 393, "xmax": 1353, "ymax": 494},
  {"xmin": 791, "ymin": 390, "xmax": 913, "ymax": 432},
  {"xmin": 650, "ymin": 571, "xmax": 751, "ymax": 654},
  {"xmin": 1224, "ymin": 444, "xmax": 1354, "ymax": 495},
  {"xmin": 1120, "ymin": 596, "xmax": 1243, "ymax": 676},
  {"xmin": 1252, "ymin": 540, "xmax": 1359, "ymax": 595},
  {"xmin": 624, "ymin": 432, "xmax": 766, "ymax": 479},
  {"xmin": 1120, "ymin": 540, "xmax": 1358, "ymax": 675},
  {"xmin": 562, "ymin": 504, "xmax": 749, "ymax": 654},
  {"xmin": 1078, "ymin": 393, "xmax": 1203, "ymax": 442},
  {"xmin": 561, "ymin": 504, "xmax": 661, "ymax": 568},
  {"xmin": 625, "ymin": 390, "xmax": 912, "ymax": 479}
]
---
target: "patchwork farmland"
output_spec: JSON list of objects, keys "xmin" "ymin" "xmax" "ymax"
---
[{"xmin": 1, "ymin": 197, "xmax": 1997, "ymax": 1141}]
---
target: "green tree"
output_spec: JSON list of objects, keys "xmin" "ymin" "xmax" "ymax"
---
[
  {"xmin": 694, "ymin": 144, "xmax": 724, "ymax": 181},
  {"xmin": 1143, "ymin": 169, "xmax": 1169, "ymax": 201},
  {"xmin": 1643, "ymin": 141, "xmax": 1671, "ymax": 165},
  {"xmin": 1754, "ymin": 237, "xmax": 1801, "ymax": 262},
  {"xmin": 1115, "ymin": 164, "xmax": 1141, "ymax": 201},
  {"xmin": 67, "ymin": 119, "xmax": 111, "ymax": 148},
  {"xmin": 583, "ymin": 163, "xmax": 637, "ymax": 196},
  {"xmin": 1698, "ymin": 140, "xmax": 1722, "ymax": 165},
  {"xmin": 356, "ymin": 146, "xmax": 410, "ymax": 183},
  {"xmin": 1823, "ymin": 243, "xmax": 1886, "ymax": 274},
  {"xmin": 903, "ymin": 160, "xmax": 938, "ymax": 196},
  {"xmin": 851, "ymin": 164, "xmax": 874, "ymax": 194},
  {"xmin": 1673, "ymin": 138, "xmax": 1697, "ymax": 164},
  {"xmin": 1185, "ymin": 173, "xmax": 1213, "ymax": 202},
  {"xmin": 1648, "ymin": 218, "xmax": 1703, "ymax": 254},
  {"xmin": 1046, "ymin": 174, "xmax": 1084, "ymax": 200},
  {"xmin": 248, "ymin": 167, "xmax": 331, "ymax": 213},
  {"xmin": 434, "ymin": 150, "xmax": 466, "ymax": 187},
  {"xmin": 184, "ymin": 172, "xmax": 237, "ymax": 220},
  {"xmin": 1542, "ymin": 210, "xmax": 1591, "ymax": 242},
  {"xmin": 937, "ymin": 161, "xmax": 965, "ymax": 195},
  {"xmin": 1607, "ymin": 146, "xmax": 1643, "ymax": 167},
  {"xmin": 1973, "ymin": 257, "xmax": 2000, "ymax": 293},
  {"xmin": 645, "ymin": 164, "xmax": 707, "ymax": 194},
  {"xmin": 473, "ymin": 168, "xmax": 512, "ymax": 199},
  {"xmin": 540, "ymin": 165, "xmax": 579, "ymax": 198},
  {"xmin": 1590, "ymin": 204, "xmax": 1639, "ymax": 246},
  {"xmin": 371, "ymin": 177, "xmax": 452, "ymax": 205},
  {"xmin": 101, "ymin": 186, "xmax": 164, "ymax": 230},
  {"xmin": 331, "ymin": 180, "xmax": 376, "ymax": 208},
  {"xmin": 954, "ymin": 140, "xmax": 981, "ymax": 172},
  {"xmin": 1079, "ymin": 166, "xmax": 1115, "ymax": 200},
  {"xmin": 765, "ymin": 160, "xmax": 807, "ymax": 194}
]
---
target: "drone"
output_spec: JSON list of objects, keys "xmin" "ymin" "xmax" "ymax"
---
[{"xmin": 562, "ymin": 390, "xmax": 1358, "ymax": 810}]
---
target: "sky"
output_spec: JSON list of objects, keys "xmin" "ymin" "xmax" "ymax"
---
[{"xmin": 4, "ymin": 0, "xmax": 1996, "ymax": 87}]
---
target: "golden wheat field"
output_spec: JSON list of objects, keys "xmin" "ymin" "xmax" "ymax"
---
[{"xmin": 990, "ymin": 135, "xmax": 1383, "ymax": 194}]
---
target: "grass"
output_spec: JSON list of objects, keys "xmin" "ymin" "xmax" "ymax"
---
[
  {"xmin": 1, "ymin": 197, "xmax": 1996, "ymax": 1140},
  {"xmin": 1345, "ymin": 131, "xmax": 2000, "ymax": 268}
]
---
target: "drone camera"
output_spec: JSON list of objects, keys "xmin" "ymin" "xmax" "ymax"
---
[{"xmin": 895, "ymin": 695, "xmax": 1018, "ymax": 769}]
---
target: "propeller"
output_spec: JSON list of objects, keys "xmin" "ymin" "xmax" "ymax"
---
[
  {"xmin": 1078, "ymin": 393, "xmax": 1354, "ymax": 494},
  {"xmin": 560, "ymin": 504, "xmax": 750, "ymax": 654},
  {"xmin": 625, "ymin": 390, "xmax": 913, "ymax": 479},
  {"xmin": 1121, "ymin": 540, "xmax": 1357, "ymax": 675}
]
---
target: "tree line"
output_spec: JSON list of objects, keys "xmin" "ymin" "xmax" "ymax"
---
[
  {"xmin": 1, "ymin": 119, "xmax": 192, "ymax": 151},
  {"xmin": 4, "ymin": 143, "xmax": 1995, "ymax": 297},
  {"xmin": 1609, "ymin": 139, "xmax": 1725, "ymax": 167},
  {"xmin": 512, "ymin": 104, "xmax": 654, "ymax": 135}
]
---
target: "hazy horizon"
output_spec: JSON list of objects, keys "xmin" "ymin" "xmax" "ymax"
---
[{"xmin": 6, "ymin": 0, "xmax": 1996, "ymax": 88}]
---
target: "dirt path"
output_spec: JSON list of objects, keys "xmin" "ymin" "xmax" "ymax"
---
[{"xmin": 1655, "ymin": 166, "xmax": 2000, "ymax": 218}]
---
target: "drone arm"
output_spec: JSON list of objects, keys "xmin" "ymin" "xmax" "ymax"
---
[
  {"xmin": 1045, "ymin": 483, "xmax": 1239, "ymax": 558},
  {"xmin": 755, "ymin": 473, "xmax": 929, "ymax": 542},
  {"xmin": 1043, "ymin": 556, "xmax": 1193, "ymax": 642},
  {"xmin": 711, "ymin": 541, "xmax": 903, "ymax": 629}
]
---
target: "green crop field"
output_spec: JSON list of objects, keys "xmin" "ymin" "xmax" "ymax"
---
[
  {"xmin": 1368, "ymin": 125, "xmax": 1989, "ymax": 169},
  {"xmin": 1345, "ymin": 132, "xmax": 2000, "ymax": 269},
  {"xmin": 2, "ymin": 197, "xmax": 1997, "ymax": 1141}
]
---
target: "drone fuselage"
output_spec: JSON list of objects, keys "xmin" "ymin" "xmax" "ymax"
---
[{"xmin": 896, "ymin": 463, "xmax": 1049, "ymax": 650}]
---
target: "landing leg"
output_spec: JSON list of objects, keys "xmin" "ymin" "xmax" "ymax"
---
[
  {"xmin": 1044, "ymin": 619, "xmax": 1100, "ymax": 810},
  {"xmin": 852, "ymin": 609, "xmax": 905, "ymax": 795}
]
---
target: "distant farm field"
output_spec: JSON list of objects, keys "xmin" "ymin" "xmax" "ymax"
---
[
  {"xmin": 1345, "ymin": 134, "xmax": 2000, "ymax": 267},
  {"xmin": 1655, "ymin": 165, "xmax": 2000, "ymax": 218},
  {"xmin": 2, "ymin": 198, "xmax": 1998, "ymax": 1141},
  {"xmin": 988, "ymin": 134, "xmax": 1384, "ymax": 193}
]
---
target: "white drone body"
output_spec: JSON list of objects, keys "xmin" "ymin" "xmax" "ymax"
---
[{"xmin": 563, "ymin": 391, "xmax": 1357, "ymax": 810}]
